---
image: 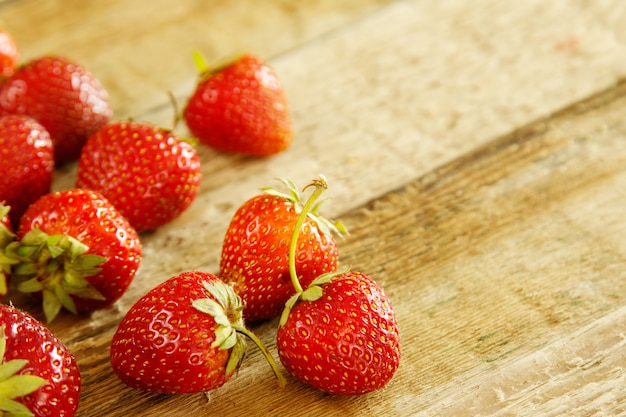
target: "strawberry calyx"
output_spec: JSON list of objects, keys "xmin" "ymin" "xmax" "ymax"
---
[
  {"xmin": 262, "ymin": 177, "xmax": 347, "ymax": 240},
  {"xmin": 279, "ymin": 175, "xmax": 348, "ymax": 327},
  {"xmin": 0, "ymin": 204, "xmax": 17, "ymax": 296},
  {"xmin": 191, "ymin": 51, "xmax": 246, "ymax": 83},
  {"xmin": 192, "ymin": 280, "xmax": 286, "ymax": 387},
  {"xmin": 5, "ymin": 228, "xmax": 107, "ymax": 322},
  {"xmin": 0, "ymin": 325, "xmax": 47, "ymax": 417}
]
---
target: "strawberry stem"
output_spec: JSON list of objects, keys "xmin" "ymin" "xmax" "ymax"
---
[
  {"xmin": 191, "ymin": 50, "xmax": 210, "ymax": 74},
  {"xmin": 287, "ymin": 175, "xmax": 328, "ymax": 295},
  {"xmin": 235, "ymin": 326, "xmax": 286, "ymax": 388},
  {"xmin": 194, "ymin": 280, "xmax": 286, "ymax": 387}
]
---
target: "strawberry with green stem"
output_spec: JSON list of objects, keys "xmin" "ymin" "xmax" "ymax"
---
[
  {"xmin": 277, "ymin": 175, "xmax": 401, "ymax": 395},
  {"xmin": 183, "ymin": 53, "xmax": 292, "ymax": 156},
  {"xmin": 6, "ymin": 188, "xmax": 142, "ymax": 322},
  {"xmin": 110, "ymin": 271, "xmax": 285, "ymax": 394},
  {"xmin": 219, "ymin": 177, "xmax": 346, "ymax": 322},
  {"xmin": 0, "ymin": 303, "xmax": 81, "ymax": 417}
]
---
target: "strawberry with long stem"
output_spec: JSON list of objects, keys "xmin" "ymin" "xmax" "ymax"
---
[
  {"xmin": 220, "ymin": 177, "xmax": 346, "ymax": 322},
  {"xmin": 277, "ymin": 175, "xmax": 401, "ymax": 395}
]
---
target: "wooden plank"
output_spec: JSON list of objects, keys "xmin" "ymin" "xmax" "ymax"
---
[
  {"xmin": 333, "ymin": 80, "xmax": 626, "ymax": 415},
  {"xmin": 1, "ymin": 0, "xmax": 626, "ymax": 415},
  {"xmin": 0, "ymin": 0, "xmax": 394, "ymax": 119},
  {"xmin": 47, "ymin": 66, "xmax": 626, "ymax": 417}
]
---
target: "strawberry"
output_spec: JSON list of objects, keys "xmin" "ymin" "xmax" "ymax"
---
[
  {"xmin": 6, "ymin": 188, "xmax": 142, "ymax": 322},
  {"xmin": 277, "ymin": 271, "xmax": 401, "ymax": 395},
  {"xmin": 0, "ymin": 55, "xmax": 113, "ymax": 164},
  {"xmin": 0, "ymin": 114, "xmax": 54, "ymax": 228},
  {"xmin": 275, "ymin": 176, "xmax": 400, "ymax": 395},
  {"xmin": 76, "ymin": 121, "xmax": 202, "ymax": 233},
  {"xmin": 183, "ymin": 53, "xmax": 292, "ymax": 156},
  {"xmin": 219, "ymin": 177, "xmax": 346, "ymax": 322},
  {"xmin": 110, "ymin": 270, "xmax": 284, "ymax": 394},
  {"xmin": 0, "ymin": 29, "xmax": 19, "ymax": 78},
  {"xmin": 0, "ymin": 303, "xmax": 81, "ymax": 416}
]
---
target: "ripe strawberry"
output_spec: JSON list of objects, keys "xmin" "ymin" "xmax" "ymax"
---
[
  {"xmin": 0, "ymin": 29, "xmax": 19, "ymax": 78},
  {"xmin": 274, "ymin": 176, "xmax": 399, "ymax": 395},
  {"xmin": 219, "ymin": 177, "xmax": 346, "ymax": 322},
  {"xmin": 0, "ymin": 303, "xmax": 81, "ymax": 416},
  {"xmin": 0, "ymin": 55, "xmax": 113, "ymax": 164},
  {"xmin": 110, "ymin": 270, "xmax": 284, "ymax": 394},
  {"xmin": 6, "ymin": 188, "xmax": 142, "ymax": 322},
  {"xmin": 183, "ymin": 53, "xmax": 292, "ymax": 156},
  {"xmin": 0, "ymin": 114, "xmax": 54, "ymax": 227},
  {"xmin": 276, "ymin": 271, "xmax": 401, "ymax": 395},
  {"xmin": 76, "ymin": 121, "xmax": 202, "ymax": 232}
]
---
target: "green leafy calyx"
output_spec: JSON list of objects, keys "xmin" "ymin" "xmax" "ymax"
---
[
  {"xmin": 192, "ymin": 280, "xmax": 286, "ymax": 387},
  {"xmin": 5, "ymin": 228, "xmax": 107, "ymax": 322},
  {"xmin": 0, "ymin": 325, "xmax": 47, "ymax": 417}
]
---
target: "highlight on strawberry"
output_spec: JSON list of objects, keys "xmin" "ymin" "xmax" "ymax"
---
[
  {"xmin": 219, "ymin": 177, "xmax": 347, "ymax": 322},
  {"xmin": 0, "ymin": 303, "xmax": 81, "ymax": 417},
  {"xmin": 76, "ymin": 121, "xmax": 202, "ymax": 233},
  {"xmin": 110, "ymin": 270, "xmax": 285, "ymax": 394},
  {"xmin": 276, "ymin": 175, "xmax": 401, "ymax": 395},
  {"xmin": 183, "ymin": 52, "xmax": 293, "ymax": 156},
  {"xmin": 4, "ymin": 188, "xmax": 142, "ymax": 322},
  {"xmin": 0, "ymin": 55, "xmax": 113, "ymax": 164}
]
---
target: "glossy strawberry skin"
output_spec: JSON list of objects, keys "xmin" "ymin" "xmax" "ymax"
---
[
  {"xmin": 0, "ymin": 56, "xmax": 113, "ymax": 164},
  {"xmin": 0, "ymin": 303, "xmax": 81, "ymax": 416},
  {"xmin": 0, "ymin": 114, "xmax": 54, "ymax": 227},
  {"xmin": 0, "ymin": 29, "xmax": 19, "ymax": 77},
  {"xmin": 76, "ymin": 121, "xmax": 202, "ymax": 233},
  {"xmin": 220, "ymin": 194, "xmax": 339, "ymax": 322},
  {"xmin": 17, "ymin": 188, "xmax": 142, "ymax": 312},
  {"xmin": 183, "ymin": 54, "xmax": 292, "ymax": 156},
  {"xmin": 277, "ymin": 271, "xmax": 400, "ymax": 395},
  {"xmin": 110, "ymin": 271, "xmax": 234, "ymax": 394}
]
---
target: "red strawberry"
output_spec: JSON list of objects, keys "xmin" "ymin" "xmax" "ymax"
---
[
  {"xmin": 0, "ymin": 29, "xmax": 19, "ymax": 78},
  {"xmin": 273, "ymin": 177, "xmax": 399, "ymax": 394},
  {"xmin": 276, "ymin": 271, "xmax": 401, "ymax": 395},
  {"xmin": 0, "ymin": 56, "xmax": 113, "ymax": 164},
  {"xmin": 0, "ymin": 114, "xmax": 54, "ymax": 227},
  {"xmin": 110, "ymin": 270, "xmax": 284, "ymax": 394},
  {"xmin": 76, "ymin": 121, "xmax": 202, "ymax": 232},
  {"xmin": 6, "ymin": 188, "xmax": 142, "ymax": 322},
  {"xmin": 0, "ymin": 303, "xmax": 81, "ymax": 416},
  {"xmin": 183, "ymin": 53, "xmax": 292, "ymax": 156},
  {"xmin": 219, "ymin": 177, "xmax": 346, "ymax": 322}
]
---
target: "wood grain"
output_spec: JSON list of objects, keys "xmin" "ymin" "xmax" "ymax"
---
[{"xmin": 1, "ymin": 0, "xmax": 626, "ymax": 415}]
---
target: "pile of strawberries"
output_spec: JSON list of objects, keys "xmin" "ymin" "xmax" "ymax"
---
[{"xmin": 0, "ymin": 27, "xmax": 399, "ymax": 417}]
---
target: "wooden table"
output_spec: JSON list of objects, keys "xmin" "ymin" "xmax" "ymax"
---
[{"xmin": 2, "ymin": 0, "xmax": 626, "ymax": 415}]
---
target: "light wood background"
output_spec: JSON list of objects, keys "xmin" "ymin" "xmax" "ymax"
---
[{"xmin": 2, "ymin": 0, "xmax": 626, "ymax": 415}]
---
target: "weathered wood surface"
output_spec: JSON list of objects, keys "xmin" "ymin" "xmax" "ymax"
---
[{"xmin": 2, "ymin": 0, "xmax": 626, "ymax": 415}]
